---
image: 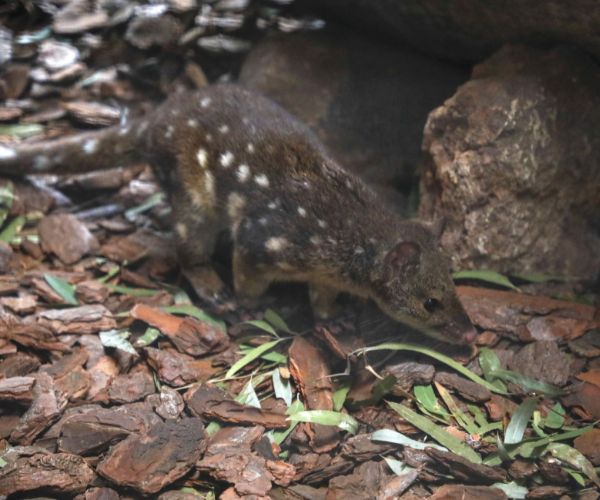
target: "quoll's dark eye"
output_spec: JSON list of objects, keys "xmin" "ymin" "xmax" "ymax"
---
[{"xmin": 423, "ymin": 298, "xmax": 441, "ymax": 313}]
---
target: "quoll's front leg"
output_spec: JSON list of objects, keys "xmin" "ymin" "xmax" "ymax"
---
[
  {"xmin": 309, "ymin": 283, "xmax": 341, "ymax": 320},
  {"xmin": 232, "ymin": 247, "xmax": 273, "ymax": 308}
]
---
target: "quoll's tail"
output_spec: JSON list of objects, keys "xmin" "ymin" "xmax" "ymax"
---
[{"xmin": 0, "ymin": 120, "xmax": 144, "ymax": 176}]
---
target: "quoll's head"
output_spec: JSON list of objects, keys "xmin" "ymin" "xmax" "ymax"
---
[{"xmin": 370, "ymin": 224, "xmax": 477, "ymax": 345}]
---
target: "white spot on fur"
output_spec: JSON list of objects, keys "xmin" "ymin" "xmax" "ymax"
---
[
  {"xmin": 246, "ymin": 143, "xmax": 255, "ymax": 153},
  {"xmin": 118, "ymin": 125, "xmax": 131, "ymax": 136},
  {"xmin": 165, "ymin": 125, "xmax": 174, "ymax": 139},
  {"xmin": 254, "ymin": 174, "xmax": 269, "ymax": 187},
  {"xmin": 297, "ymin": 206, "xmax": 307, "ymax": 217},
  {"xmin": 82, "ymin": 139, "xmax": 98, "ymax": 154},
  {"xmin": 259, "ymin": 217, "xmax": 268, "ymax": 226},
  {"xmin": 190, "ymin": 190, "xmax": 204, "ymax": 208},
  {"xmin": 197, "ymin": 148, "xmax": 208, "ymax": 167},
  {"xmin": 318, "ymin": 219, "xmax": 327, "ymax": 228},
  {"xmin": 327, "ymin": 237, "xmax": 337, "ymax": 246},
  {"xmin": 0, "ymin": 145, "xmax": 17, "ymax": 160},
  {"xmin": 354, "ymin": 246, "xmax": 365, "ymax": 254},
  {"xmin": 200, "ymin": 97, "xmax": 211, "ymax": 107},
  {"xmin": 268, "ymin": 201, "xmax": 277, "ymax": 210},
  {"xmin": 33, "ymin": 155, "xmax": 51, "ymax": 171},
  {"xmin": 236, "ymin": 164, "xmax": 250, "ymax": 182},
  {"xmin": 310, "ymin": 236, "xmax": 321, "ymax": 245},
  {"xmin": 218, "ymin": 124, "xmax": 229, "ymax": 134},
  {"xmin": 265, "ymin": 237, "xmax": 288, "ymax": 252},
  {"xmin": 187, "ymin": 119, "xmax": 198, "ymax": 128},
  {"xmin": 206, "ymin": 133, "xmax": 213, "ymax": 142},
  {"xmin": 227, "ymin": 192, "xmax": 246, "ymax": 219},
  {"xmin": 137, "ymin": 121, "xmax": 148, "ymax": 136},
  {"xmin": 219, "ymin": 151, "xmax": 234, "ymax": 168},
  {"xmin": 303, "ymin": 181, "xmax": 311, "ymax": 188},
  {"xmin": 175, "ymin": 223, "xmax": 188, "ymax": 241},
  {"xmin": 204, "ymin": 171, "xmax": 215, "ymax": 197}
]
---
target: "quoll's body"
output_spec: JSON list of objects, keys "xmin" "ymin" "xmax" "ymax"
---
[{"xmin": 0, "ymin": 84, "xmax": 476, "ymax": 344}]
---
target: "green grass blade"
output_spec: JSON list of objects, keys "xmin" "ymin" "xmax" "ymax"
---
[
  {"xmin": 504, "ymin": 397, "xmax": 538, "ymax": 445},
  {"xmin": 225, "ymin": 339, "xmax": 281, "ymax": 379},
  {"xmin": 362, "ymin": 343, "xmax": 508, "ymax": 395},
  {"xmin": 453, "ymin": 270, "xmax": 519, "ymax": 290},
  {"xmin": 387, "ymin": 401, "xmax": 482, "ymax": 464},
  {"xmin": 287, "ymin": 410, "xmax": 358, "ymax": 434},
  {"xmin": 372, "ymin": 428, "xmax": 446, "ymax": 452},
  {"xmin": 44, "ymin": 274, "xmax": 78, "ymax": 305}
]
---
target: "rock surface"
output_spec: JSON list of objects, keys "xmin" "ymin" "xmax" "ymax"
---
[
  {"xmin": 298, "ymin": 0, "xmax": 600, "ymax": 62},
  {"xmin": 240, "ymin": 26, "xmax": 465, "ymax": 211},
  {"xmin": 419, "ymin": 45, "xmax": 600, "ymax": 277}
]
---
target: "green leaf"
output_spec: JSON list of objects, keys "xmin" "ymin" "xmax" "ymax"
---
[
  {"xmin": 225, "ymin": 339, "xmax": 281, "ymax": 379},
  {"xmin": 288, "ymin": 410, "xmax": 358, "ymax": 434},
  {"xmin": 271, "ymin": 398, "xmax": 305, "ymax": 445},
  {"xmin": 332, "ymin": 384, "xmax": 351, "ymax": 412},
  {"xmin": 237, "ymin": 379, "xmax": 261, "ymax": 408},
  {"xmin": 97, "ymin": 264, "xmax": 120, "ymax": 283},
  {"xmin": 0, "ymin": 123, "xmax": 43, "ymax": 138},
  {"xmin": 162, "ymin": 304, "xmax": 225, "ymax": 330},
  {"xmin": 414, "ymin": 385, "xmax": 450, "ymax": 419},
  {"xmin": 124, "ymin": 192, "xmax": 165, "ymax": 221},
  {"xmin": 490, "ymin": 482, "xmax": 528, "ymax": 499},
  {"xmin": 435, "ymin": 382, "xmax": 479, "ymax": 435},
  {"xmin": 479, "ymin": 348, "xmax": 502, "ymax": 377},
  {"xmin": 0, "ymin": 215, "xmax": 25, "ymax": 243},
  {"xmin": 548, "ymin": 442, "xmax": 599, "ymax": 486},
  {"xmin": 361, "ymin": 343, "xmax": 508, "ymax": 395},
  {"xmin": 544, "ymin": 403, "xmax": 566, "ymax": 429},
  {"xmin": 504, "ymin": 397, "xmax": 538, "ymax": 445},
  {"xmin": 493, "ymin": 369, "xmax": 563, "ymax": 397},
  {"xmin": 371, "ymin": 429, "xmax": 446, "ymax": 452},
  {"xmin": 106, "ymin": 284, "xmax": 158, "ymax": 297},
  {"xmin": 264, "ymin": 309, "xmax": 292, "ymax": 333},
  {"xmin": 205, "ymin": 421, "xmax": 221, "ymax": 436},
  {"xmin": 0, "ymin": 457, "xmax": 6, "ymax": 468},
  {"xmin": 387, "ymin": 401, "xmax": 482, "ymax": 464},
  {"xmin": 0, "ymin": 184, "xmax": 14, "ymax": 210},
  {"xmin": 244, "ymin": 320, "xmax": 278, "ymax": 337},
  {"xmin": 383, "ymin": 457, "xmax": 416, "ymax": 477},
  {"xmin": 453, "ymin": 270, "xmax": 519, "ymax": 290},
  {"xmin": 135, "ymin": 327, "xmax": 161, "ymax": 347},
  {"xmin": 259, "ymin": 350, "xmax": 287, "ymax": 364},
  {"xmin": 99, "ymin": 330, "xmax": 138, "ymax": 356},
  {"xmin": 44, "ymin": 274, "xmax": 78, "ymax": 305},
  {"xmin": 272, "ymin": 369, "xmax": 292, "ymax": 407}
]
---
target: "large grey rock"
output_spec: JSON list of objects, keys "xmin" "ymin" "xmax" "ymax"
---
[
  {"xmin": 419, "ymin": 45, "xmax": 600, "ymax": 278},
  {"xmin": 239, "ymin": 26, "xmax": 465, "ymax": 211},
  {"xmin": 298, "ymin": 0, "xmax": 600, "ymax": 62}
]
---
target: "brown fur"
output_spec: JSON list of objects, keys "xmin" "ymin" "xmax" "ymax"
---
[{"xmin": 0, "ymin": 84, "xmax": 476, "ymax": 344}]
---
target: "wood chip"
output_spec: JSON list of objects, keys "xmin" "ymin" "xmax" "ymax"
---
[{"xmin": 38, "ymin": 213, "xmax": 99, "ymax": 265}]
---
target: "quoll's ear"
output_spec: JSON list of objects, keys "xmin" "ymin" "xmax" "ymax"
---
[{"xmin": 384, "ymin": 241, "xmax": 421, "ymax": 271}]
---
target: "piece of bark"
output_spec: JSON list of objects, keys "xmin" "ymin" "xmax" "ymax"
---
[
  {"xmin": 132, "ymin": 304, "xmax": 229, "ymax": 356},
  {"xmin": 147, "ymin": 386, "xmax": 185, "ymax": 420},
  {"xmin": 0, "ymin": 352, "xmax": 41, "ymax": 378},
  {"xmin": 0, "ymin": 293, "xmax": 36, "ymax": 314},
  {"xmin": 574, "ymin": 428, "xmax": 600, "ymax": 465},
  {"xmin": 198, "ymin": 425, "xmax": 294, "ymax": 496},
  {"xmin": 97, "ymin": 418, "xmax": 206, "ymax": 495},
  {"xmin": 75, "ymin": 280, "xmax": 110, "ymax": 303},
  {"xmin": 508, "ymin": 341, "xmax": 571, "ymax": 387},
  {"xmin": 0, "ymin": 376, "xmax": 35, "ymax": 403},
  {"xmin": 58, "ymin": 402, "xmax": 162, "ymax": 456},
  {"xmin": 429, "ymin": 484, "xmax": 507, "ymax": 500},
  {"xmin": 434, "ymin": 372, "xmax": 492, "ymax": 402},
  {"xmin": 100, "ymin": 228, "xmax": 174, "ymax": 264},
  {"xmin": 341, "ymin": 433, "xmax": 396, "ymax": 461},
  {"xmin": 457, "ymin": 286, "xmax": 597, "ymax": 340},
  {"xmin": 562, "ymin": 382, "xmax": 600, "ymax": 420},
  {"xmin": 185, "ymin": 384, "xmax": 288, "ymax": 428},
  {"xmin": 145, "ymin": 347, "xmax": 204, "ymax": 387},
  {"xmin": 508, "ymin": 459, "xmax": 538, "ymax": 480},
  {"xmin": 383, "ymin": 361, "xmax": 435, "ymax": 392},
  {"xmin": 425, "ymin": 448, "xmax": 507, "ymax": 484},
  {"xmin": 1, "ymin": 322, "xmax": 68, "ymax": 351},
  {"xmin": 526, "ymin": 485, "xmax": 569, "ymax": 499},
  {"xmin": 288, "ymin": 336, "xmax": 339, "ymax": 452},
  {"xmin": 290, "ymin": 453, "xmax": 354, "ymax": 484},
  {"xmin": 0, "ymin": 447, "xmax": 96, "ymax": 496},
  {"xmin": 38, "ymin": 213, "xmax": 99, "ymax": 265},
  {"xmin": 36, "ymin": 304, "xmax": 116, "ymax": 335},
  {"xmin": 108, "ymin": 370, "xmax": 155, "ymax": 403},
  {"xmin": 327, "ymin": 461, "xmax": 394, "ymax": 500},
  {"xmin": 10, "ymin": 372, "xmax": 68, "ymax": 445}
]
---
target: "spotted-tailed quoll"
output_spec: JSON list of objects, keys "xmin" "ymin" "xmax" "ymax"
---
[{"xmin": 0, "ymin": 84, "xmax": 477, "ymax": 344}]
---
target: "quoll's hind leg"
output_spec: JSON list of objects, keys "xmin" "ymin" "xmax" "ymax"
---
[
  {"xmin": 309, "ymin": 283, "xmax": 340, "ymax": 320},
  {"xmin": 173, "ymin": 209, "xmax": 234, "ymax": 311}
]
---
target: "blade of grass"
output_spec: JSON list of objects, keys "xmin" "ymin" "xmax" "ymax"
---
[
  {"xmin": 371, "ymin": 428, "xmax": 446, "ymax": 452},
  {"xmin": 287, "ymin": 410, "xmax": 358, "ymax": 434},
  {"xmin": 264, "ymin": 309, "xmax": 292, "ymax": 333},
  {"xmin": 387, "ymin": 401, "xmax": 482, "ymax": 464},
  {"xmin": 0, "ymin": 215, "xmax": 25, "ymax": 243},
  {"xmin": 244, "ymin": 319, "xmax": 278, "ymax": 337},
  {"xmin": 0, "ymin": 123, "xmax": 43, "ymax": 138},
  {"xmin": 162, "ymin": 304, "xmax": 225, "ymax": 330},
  {"xmin": 106, "ymin": 284, "xmax": 158, "ymax": 297},
  {"xmin": 272, "ymin": 369, "xmax": 292, "ymax": 407},
  {"xmin": 414, "ymin": 384, "xmax": 450, "ymax": 421},
  {"xmin": 99, "ymin": 329, "xmax": 137, "ymax": 356},
  {"xmin": 548, "ymin": 442, "xmax": 600, "ymax": 487},
  {"xmin": 361, "ymin": 343, "xmax": 508, "ymax": 395},
  {"xmin": 504, "ymin": 397, "xmax": 538, "ymax": 445},
  {"xmin": 453, "ymin": 270, "xmax": 519, "ymax": 290},
  {"xmin": 332, "ymin": 384, "xmax": 351, "ymax": 412},
  {"xmin": 225, "ymin": 339, "xmax": 281, "ymax": 379},
  {"xmin": 44, "ymin": 274, "xmax": 78, "ymax": 305},
  {"xmin": 434, "ymin": 382, "xmax": 479, "ymax": 435}
]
